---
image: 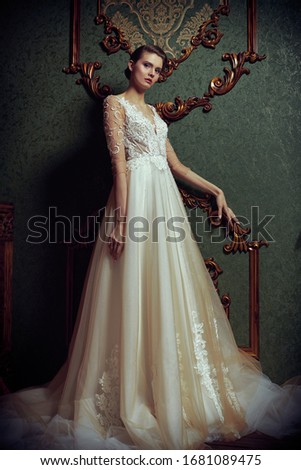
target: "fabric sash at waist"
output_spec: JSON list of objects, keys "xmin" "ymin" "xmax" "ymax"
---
[{"xmin": 126, "ymin": 154, "xmax": 169, "ymax": 171}]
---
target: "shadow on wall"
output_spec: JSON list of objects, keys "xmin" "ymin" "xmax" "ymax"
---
[
  {"xmin": 295, "ymin": 232, "xmax": 301, "ymax": 250},
  {"xmin": 11, "ymin": 101, "xmax": 112, "ymax": 391},
  {"xmin": 43, "ymin": 99, "xmax": 113, "ymax": 339},
  {"xmin": 44, "ymin": 101, "xmax": 111, "ymax": 221}
]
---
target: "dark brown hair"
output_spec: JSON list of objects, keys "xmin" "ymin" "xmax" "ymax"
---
[{"xmin": 124, "ymin": 44, "xmax": 167, "ymax": 80}]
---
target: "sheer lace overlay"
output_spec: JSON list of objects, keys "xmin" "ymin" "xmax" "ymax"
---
[
  {"xmin": 166, "ymin": 138, "xmax": 191, "ymax": 179},
  {"xmin": 95, "ymin": 345, "xmax": 123, "ymax": 432},
  {"xmin": 103, "ymin": 95, "xmax": 127, "ymax": 177},
  {"xmin": 191, "ymin": 310, "xmax": 242, "ymax": 424}
]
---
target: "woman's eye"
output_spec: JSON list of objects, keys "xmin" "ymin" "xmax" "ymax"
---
[{"xmin": 144, "ymin": 63, "xmax": 150, "ymax": 68}]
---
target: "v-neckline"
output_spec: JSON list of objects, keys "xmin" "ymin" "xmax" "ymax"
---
[{"xmin": 118, "ymin": 96, "xmax": 157, "ymax": 133}]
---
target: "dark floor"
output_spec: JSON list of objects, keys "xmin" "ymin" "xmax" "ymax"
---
[{"xmin": 209, "ymin": 432, "xmax": 301, "ymax": 450}]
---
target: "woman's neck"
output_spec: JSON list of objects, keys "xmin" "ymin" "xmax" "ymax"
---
[{"xmin": 123, "ymin": 86, "xmax": 145, "ymax": 105}]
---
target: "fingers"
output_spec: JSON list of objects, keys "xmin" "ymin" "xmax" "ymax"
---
[
  {"xmin": 217, "ymin": 201, "xmax": 240, "ymax": 231},
  {"xmin": 216, "ymin": 194, "xmax": 226, "ymax": 220},
  {"xmin": 114, "ymin": 239, "xmax": 124, "ymax": 260},
  {"xmin": 108, "ymin": 234, "xmax": 125, "ymax": 261},
  {"xmin": 223, "ymin": 207, "xmax": 240, "ymax": 231},
  {"xmin": 227, "ymin": 207, "xmax": 240, "ymax": 224}
]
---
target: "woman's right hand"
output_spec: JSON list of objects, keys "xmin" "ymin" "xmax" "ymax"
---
[{"xmin": 108, "ymin": 221, "xmax": 126, "ymax": 261}]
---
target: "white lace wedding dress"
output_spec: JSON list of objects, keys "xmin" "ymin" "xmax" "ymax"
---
[{"xmin": 0, "ymin": 95, "xmax": 300, "ymax": 450}]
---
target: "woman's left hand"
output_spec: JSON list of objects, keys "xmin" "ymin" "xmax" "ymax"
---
[{"xmin": 216, "ymin": 190, "xmax": 240, "ymax": 230}]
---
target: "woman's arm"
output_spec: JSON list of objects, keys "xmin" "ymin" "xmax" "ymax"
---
[
  {"xmin": 103, "ymin": 95, "xmax": 128, "ymax": 260},
  {"xmin": 166, "ymin": 138, "xmax": 239, "ymax": 227}
]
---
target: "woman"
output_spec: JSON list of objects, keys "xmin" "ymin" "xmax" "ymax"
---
[
  {"xmin": 0, "ymin": 45, "xmax": 300, "ymax": 450},
  {"xmin": 105, "ymin": 45, "xmax": 237, "ymax": 262}
]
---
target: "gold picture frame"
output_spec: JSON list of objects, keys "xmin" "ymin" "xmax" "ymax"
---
[{"xmin": 63, "ymin": 1, "xmax": 267, "ymax": 358}]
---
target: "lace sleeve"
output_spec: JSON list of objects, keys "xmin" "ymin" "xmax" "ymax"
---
[
  {"xmin": 166, "ymin": 138, "xmax": 191, "ymax": 179},
  {"xmin": 103, "ymin": 95, "xmax": 127, "ymax": 177}
]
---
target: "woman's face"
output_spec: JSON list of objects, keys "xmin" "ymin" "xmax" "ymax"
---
[{"xmin": 128, "ymin": 52, "xmax": 163, "ymax": 91}]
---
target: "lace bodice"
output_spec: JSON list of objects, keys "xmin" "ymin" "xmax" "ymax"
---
[
  {"xmin": 103, "ymin": 94, "xmax": 191, "ymax": 178},
  {"xmin": 103, "ymin": 95, "xmax": 168, "ymax": 173}
]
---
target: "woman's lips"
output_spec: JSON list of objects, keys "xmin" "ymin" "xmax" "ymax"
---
[{"xmin": 145, "ymin": 78, "xmax": 152, "ymax": 84}]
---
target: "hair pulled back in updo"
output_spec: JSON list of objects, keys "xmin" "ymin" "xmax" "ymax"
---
[{"xmin": 124, "ymin": 44, "xmax": 167, "ymax": 80}]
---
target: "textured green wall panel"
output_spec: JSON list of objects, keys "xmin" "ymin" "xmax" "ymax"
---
[{"xmin": 0, "ymin": 0, "xmax": 300, "ymax": 389}]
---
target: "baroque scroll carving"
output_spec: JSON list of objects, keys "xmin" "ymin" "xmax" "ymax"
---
[
  {"xmin": 65, "ymin": 1, "xmax": 266, "ymax": 123},
  {"xmin": 179, "ymin": 188, "xmax": 250, "ymax": 255},
  {"xmin": 101, "ymin": 11, "xmax": 144, "ymax": 52}
]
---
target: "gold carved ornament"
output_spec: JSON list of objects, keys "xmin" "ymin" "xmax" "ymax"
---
[{"xmin": 73, "ymin": 1, "xmax": 266, "ymax": 120}]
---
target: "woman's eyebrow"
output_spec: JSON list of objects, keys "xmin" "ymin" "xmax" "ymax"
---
[{"xmin": 144, "ymin": 60, "xmax": 161, "ymax": 70}]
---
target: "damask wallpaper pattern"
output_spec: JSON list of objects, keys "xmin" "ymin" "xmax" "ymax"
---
[{"xmin": 101, "ymin": 0, "xmax": 213, "ymax": 55}]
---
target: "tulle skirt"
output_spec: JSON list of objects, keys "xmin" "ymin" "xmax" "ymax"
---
[{"xmin": 1, "ymin": 162, "xmax": 300, "ymax": 449}]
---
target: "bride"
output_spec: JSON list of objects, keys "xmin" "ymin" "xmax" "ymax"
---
[{"xmin": 0, "ymin": 44, "xmax": 300, "ymax": 450}]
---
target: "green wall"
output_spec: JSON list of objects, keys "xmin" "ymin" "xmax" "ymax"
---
[{"xmin": 0, "ymin": 0, "xmax": 300, "ymax": 389}]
